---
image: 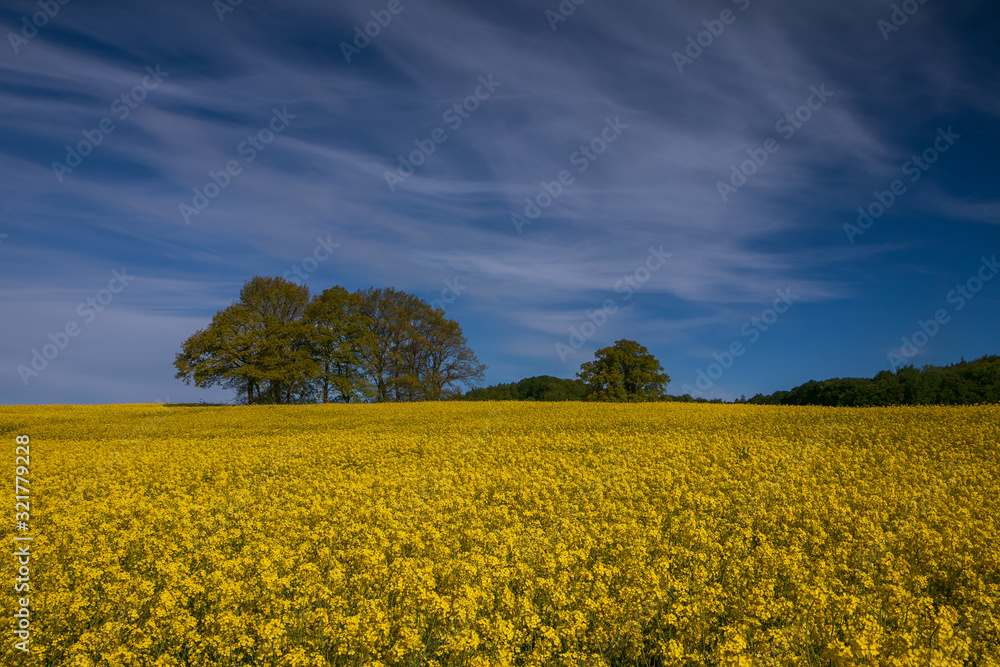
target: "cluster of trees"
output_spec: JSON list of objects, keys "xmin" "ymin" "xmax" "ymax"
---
[
  {"xmin": 459, "ymin": 340, "xmax": 674, "ymax": 403},
  {"xmin": 458, "ymin": 376, "xmax": 588, "ymax": 401},
  {"xmin": 749, "ymin": 355, "xmax": 1000, "ymax": 406},
  {"xmin": 174, "ymin": 277, "xmax": 486, "ymax": 404}
]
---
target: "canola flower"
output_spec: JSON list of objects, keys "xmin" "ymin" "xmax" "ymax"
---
[{"xmin": 1, "ymin": 402, "xmax": 998, "ymax": 666}]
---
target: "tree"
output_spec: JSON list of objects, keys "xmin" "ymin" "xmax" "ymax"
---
[
  {"xmin": 577, "ymin": 339, "xmax": 670, "ymax": 402},
  {"xmin": 456, "ymin": 376, "xmax": 586, "ymax": 401},
  {"xmin": 352, "ymin": 287, "xmax": 413, "ymax": 402},
  {"xmin": 746, "ymin": 355, "xmax": 1000, "ymax": 406},
  {"xmin": 513, "ymin": 376, "xmax": 586, "ymax": 401},
  {"xmin": 236, "ymin": 276, "xmax": 313, "ymax": 404},
  {"xmin": 174, "ymin": 276, "xmax": 314, "ymax": 404},
  {"xmin": 353, "ymin": 287, "xmax": 486, "ymax": 401},
  {"xmin": 419, "ymin": 309, "xmax": 487, "ymax": 400},
  {"xmin": 173, "ymin": 304, "xmax": 263, "ymax": 404},
  {"xmin": 303, "ymin": 287, "xmax": 373, "ymax": 403},
  {"xmin": 176, "ymin": 278, "xmax": 487, "ymax": 404}
]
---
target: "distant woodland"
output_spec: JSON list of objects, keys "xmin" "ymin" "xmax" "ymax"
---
[
  {"xmin": 747, "ymin": 355, "xmax": 1000, "ymax": 406},
  {"xmin": 460, "ymin": 356, "xmax": 1000, "ymax": 407}
]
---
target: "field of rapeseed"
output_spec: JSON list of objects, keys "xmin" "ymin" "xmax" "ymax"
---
[{"xmin": 1, "ymin": 402, "xmax": 998, "ymax": 666}]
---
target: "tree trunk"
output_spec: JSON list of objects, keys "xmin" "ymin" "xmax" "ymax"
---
[{"xmin": 323, "ymin": 361, "xmax": 330, "ymax": 403}]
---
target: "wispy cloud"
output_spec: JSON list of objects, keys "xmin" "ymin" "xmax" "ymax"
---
[{"xmin": 1, "ymin": 0, "xmax": 998, "ymax": 402}]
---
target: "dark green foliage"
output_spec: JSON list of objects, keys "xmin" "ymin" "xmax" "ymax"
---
[
  {"xmin": 748, "ymin": 355, "xmax": 1000, "ymax": 406},
  {"xmin": 577, "ymin": 340, "xmax": 670, "ymax": 402},
  {"xmin": 457, "ymin": 376, "xmax": 587, "ymax": 401}
]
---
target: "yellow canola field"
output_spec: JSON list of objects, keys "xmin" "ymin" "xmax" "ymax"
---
[{"xmin": 1, "ymin": 402, "xmax": 999, "ymax": 667}]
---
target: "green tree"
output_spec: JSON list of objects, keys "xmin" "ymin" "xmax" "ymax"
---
[
  {"xmin": 455, "ymin": 376, "xmax": 586, "ymax": 401},
  {"xmin": 353, "ymin": 287, "xmax": 486, "ymax": 401},
  {"xmin": 419, "ymin": 309, "xmax": 487, "ymax": 400},
  {"xmin": 353, "ymin": 287, "xmax": 414, "ymax": 402},
  {"xmin": 513, "ymin": 376, "xmax": 587, "ymax": 401},
  {"xmin": 303, "ymin": 287, "xmax": 374, "ymax": 403},
  {"xmin": 577, "ymin": 339, "xmax": 670, "ymax": 402},
  {"xmin": 238, "ymin": 276, "xmax": 313, "ymax": 404},
  {"xmin": 173, "ymin": 304, "xmax": 263, "ymax": 404},
  {"xmin": 747, "ymin": 355, "xmax": 1000, "ymax": 406},
  {"xmin": 174, "ymin": 276, "xmax": 313, "ymax": 404}
]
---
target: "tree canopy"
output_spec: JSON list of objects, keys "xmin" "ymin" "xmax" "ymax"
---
[
  {"xmin": 577, "ymin": 339, "xmax": 671, "ymax": 402},
  {"xmin": 174, "ymin": 277, "xmax": 486, "ymax": 404},
  {"xmin": 457, "ymin": 375, "xmax": 588, "ymax": 401}
]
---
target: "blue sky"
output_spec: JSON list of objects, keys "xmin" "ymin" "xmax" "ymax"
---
[{"xmin": 1, "ymin": 0, "xmax": 998, "ymax": 405}]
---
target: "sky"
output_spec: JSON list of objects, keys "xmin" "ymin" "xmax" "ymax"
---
[{"xmin": 1, "ymin": 0, "xmax": 998, "ymax": 405}]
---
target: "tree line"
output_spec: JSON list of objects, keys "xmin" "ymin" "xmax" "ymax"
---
[
  {"xmin": 459, "ymin": 340, "xmax": 674, "ymax": 402},
  {"xmin": 458, "ymin": 375, "xmax": 588, "ymax": 401},
  {"xmin": 748, "ymin": 355, "xmax": 1000, "ymax": 406},
  {"xmin": 457, "ymin": 351, "xmax": 1000, "ymax": 406},
  {"xmin": 178, "ymin": 285, "xmax": 998, "ymax": 408},
  {"xmin": 174, "ymin": 276, "xmax": 486, "ymax": 404}
]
